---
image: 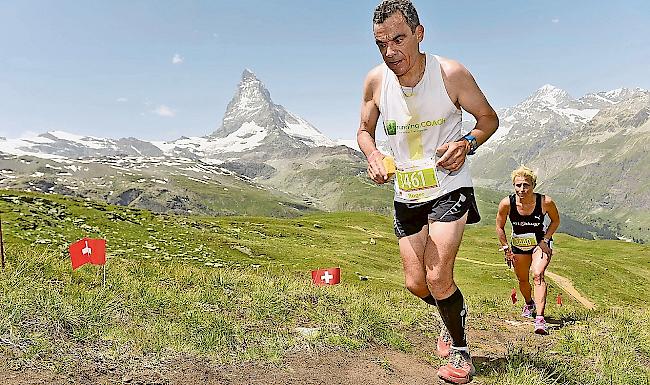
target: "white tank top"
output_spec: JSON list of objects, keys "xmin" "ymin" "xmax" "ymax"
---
[{"xmin": 379, "ymin": 53, "xmax": 473, "ymax": 203}]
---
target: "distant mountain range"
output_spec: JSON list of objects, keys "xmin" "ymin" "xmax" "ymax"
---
[
  {"xmin": 0, "ymin": 71, "xmax": 382, "ymax": 218},
  {"xmin": 1, "ymin": 71, "xmax": 648, "ymax": 242},
  {"xmin": 0, "ymin": 70, "xmax": 342, "ymax": 161},
  {"xmin": 477, "ymin": 84, "xmax": 648, "ymax": 164},
  {"xmin": 472, "ymin": 84, "xmax": 649, "ymax": 242}
]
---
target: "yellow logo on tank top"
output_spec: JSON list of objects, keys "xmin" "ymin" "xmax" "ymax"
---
[
  {"xmin": 385, "ymin": 97, "xmax": 447, "ymax": 161},
  {"xmin": 384, "ymin": 118, "xmax": 447, "ymax": 135}
]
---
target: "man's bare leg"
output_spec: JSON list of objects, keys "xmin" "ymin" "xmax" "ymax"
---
[
  {"xmin": 424, "ymin": 213, "xmax": 468, "ymax": 347},
  {"xmin": 399, "ymin": 224, "xmax": 454, "ymax": 355},
  {"xmin": 398, "ymin": 224, "xmax": 430, "ymax": 299}
]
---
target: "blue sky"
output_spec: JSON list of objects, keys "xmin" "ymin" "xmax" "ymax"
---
[{"xmin": 1, "ymin": 0, "xmax": 649, "ymax": 141}]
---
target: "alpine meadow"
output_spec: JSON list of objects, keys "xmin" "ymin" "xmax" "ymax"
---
[
  {"xmin": 1, "ymin": 69, "xmax": 649, "ymax": 384},
  {"xmin": 2, "ymin": 1, "xmax": 650, "ymax": 382}
]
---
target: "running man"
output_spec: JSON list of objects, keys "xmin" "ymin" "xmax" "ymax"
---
[
  {"xmin": 357, "ymin": 1, "xmax": 499, "ymax": 383},
  {"xmin": 496, "ymin": 166, "xmax": 560, "ymax": 334}
]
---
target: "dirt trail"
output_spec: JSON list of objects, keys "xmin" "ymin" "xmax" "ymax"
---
[
  {"xmin": 457, "ymin": 257, "xmax": 597, "ymax": 310},
  {"xmin": 457, "ymin": 257, "xmax": 503, "ymax": 267},
  {"xmin": 545, "ymin": 271, "xmax": 596, "ymax": 310},
  {"xmin": 1, "ymin": 350, "xmax": 445, "ymax": 385}
]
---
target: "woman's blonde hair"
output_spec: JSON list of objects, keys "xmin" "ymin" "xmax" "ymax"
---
[{"xmin": 511, "ymin": 165, "xmax": 537, "ymax": 187}]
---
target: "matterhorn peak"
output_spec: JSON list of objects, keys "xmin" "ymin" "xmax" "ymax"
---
[
  {"xmin": 209, "ymin": 70, "xmax": 336, "ymax": 151},
  {"xmin": 211, "ymin": 69, "xmax": 276, "ymax": 138},
  {"xmin": 241, "ymin": 68, "xmax": 256, "ymax": 80},
  {"xmin": 235, "ymin": 69, "xmax": 273, "ymax": 109}
]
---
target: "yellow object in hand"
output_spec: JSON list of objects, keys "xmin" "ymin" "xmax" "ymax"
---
[{"xmin": 382, "ymin": 156, "xmax": 396, "ymax": 178}]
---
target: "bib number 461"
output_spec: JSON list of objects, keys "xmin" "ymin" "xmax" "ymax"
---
[{"xmin": 397, "ymin": 168, "xmax": 437, "ymax": 191}]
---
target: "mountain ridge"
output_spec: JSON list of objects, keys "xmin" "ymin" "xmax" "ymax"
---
[{"xmin": 1, "ymin": 74, "xmax": 648, "ymax": 241}]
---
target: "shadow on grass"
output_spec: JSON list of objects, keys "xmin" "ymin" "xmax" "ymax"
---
[
  {"xmin": 544, "ymin": 314, "xmax": 585, "ymax": 331},
  {"xmin": 474, "ymin": 348, "xmax": 575, "ymax": 384},
  {"xmin": 473, "ymin": 354, "xmax": 507, "ymax": 372}
]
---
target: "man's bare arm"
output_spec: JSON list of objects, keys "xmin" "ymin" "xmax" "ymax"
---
[
  {"xmin": 357, "ymin": 67, "xmax": 387, "ymax": 184},
  {"xmin": 435, "ymin": 59, "xmax": 499, "ymax": 171},
  {"xmin": 445, "ymin": 59, "xmax": 499, "ymax": 147}
]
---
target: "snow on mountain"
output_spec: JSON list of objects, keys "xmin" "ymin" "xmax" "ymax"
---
[
  {"xmin": 335, "ymin": 138, "xmax": 391, "ymax": 155},
  {"xmin": 150, "ymin": 70, "xmax": 338, "ymax": 160},
  {"xmin": 1, "ymin": 70, "xmax": 339, "ymax": 161},
  {"xmin": 335, "ymin": 139, "xmax": 359, "ymax": 151},
  {"xmin": 1, "ymin": 80, "xmax": 645, "ymax": 165},
  {"xmin": 210, "ymin": 69, "xmax": 336, "ymax": 154},
  {"xmin": 44, "ymin": 131, "xmax": 109, "ymax": 149},
  {"xmin": 483, "ymin": 84, "xmax": 608, "ymax": 151},
  {"xmin": 0, "ymin": 131, "xmax": 164, "ymax": 159},
  {"xmin": 518, "ymin": 84, "xmax": 573, "ymax": 109},
  {"xmin": 152, "ymin": 121, "xmax": 269, "ymax": 158},
  {"xmin": 0, "ymin": 135, "xmax": 65, "ymax": 159},
  {"xmin": 514, "ymin": 84, "xmax": 599, "ymax": 123},
  {"xmin": 553, "ymin": 107, "xmax": 600, "ymax": 123},
  {"xmin": 579, "ymin": 87, "xmax": 649, "ymax": 109},
  {"xmin": 216, "ymin": 69, "xmax": 275, "ymax": 138},
  {"xmin": 282, "ymin": 112, "xmax": 336, "ymax": 147}
]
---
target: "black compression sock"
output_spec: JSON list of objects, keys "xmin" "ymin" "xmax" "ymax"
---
[
  {"xmin": 436, "ymin": 288, "xmax": 468, "ymax": 347},
  {"xmin": 422, "ymin": 294, "xmax": 437, "ymax": 306}
]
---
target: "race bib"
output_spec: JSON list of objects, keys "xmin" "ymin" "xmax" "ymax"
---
[
  {"xmin": 511, "ymin": 232, "xmax": 538, "ymax": 251},
  {"xmin": 395, "ymin": 159, "xmax": 439, "ymax": 201}
]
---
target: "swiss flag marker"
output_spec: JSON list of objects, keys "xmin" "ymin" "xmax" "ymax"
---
[
  {"xmin": 556, "ymin": 293, "xmax": 563, "ymax": 306},
  {"xmin": 69, "ymin": 238, "xmax": 106, "ymax": 270},
  {"xmin": 69, "ymin": 238, "xmax": 108, "ymax": 286},
  {"xmin": 511, "ymin": 288, "xmax": 518, "ymax": 304},
  {"xmin": 311, "ymin": 267, "xmax": 341, "ymax": 286}
]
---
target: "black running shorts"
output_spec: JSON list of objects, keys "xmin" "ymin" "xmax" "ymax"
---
[{"xmin": 393, "ymin": 187, "xmax": 481, "ymax": 238}]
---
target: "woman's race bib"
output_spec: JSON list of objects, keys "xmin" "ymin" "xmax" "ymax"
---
[{"xmin": 511, "ymin": 232, "xmax": 538, "ymax": 251}]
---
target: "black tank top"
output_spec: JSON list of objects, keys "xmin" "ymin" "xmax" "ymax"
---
[{"xmin": 509, "ymin": 193, "xmax": 545, "ymax": 241}]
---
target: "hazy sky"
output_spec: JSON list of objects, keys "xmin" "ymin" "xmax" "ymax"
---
[{"xmin": 1, "ymin": 0, "xmax": 649, "ymax": 141}]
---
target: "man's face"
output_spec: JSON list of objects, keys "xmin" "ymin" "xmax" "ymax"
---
[
  {"xmin": 373, "ymin": 12, "xmax": 423, "ymax": 77},
  {"xmin": 513, "ymin": 176, "xmax": 534, "ymax": 198}
]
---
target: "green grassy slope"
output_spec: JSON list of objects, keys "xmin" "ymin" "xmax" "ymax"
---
[
  {"xmin": 0, "ymin": 155, "xmax": 317, "ymax": 218},
  {"xmin": 1, "ymin": 190, "xmax": 649, "ymax": 384}
]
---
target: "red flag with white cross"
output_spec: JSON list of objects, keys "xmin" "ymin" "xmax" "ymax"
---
[
  {"xmin": 69, "ymin": 238, "xmax": 106, "ymax": 270},
  {"xmin": 311, "ymin": 267, "xmax": 341, "ymax": 286}
]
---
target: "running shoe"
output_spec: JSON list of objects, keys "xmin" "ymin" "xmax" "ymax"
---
[
  {"xmin": 534, "ymin": 316, "xmax": 548, "ymax": 335},
  {"xmin": 436, "ymin": 327, "xmax": 452, "ymax": 357},
  {"xmin": 437, "ymin": 347, "xmax": 476, "ymax": 384},
  {"xmin": 521, "ymin": 302, "xmax": 536, "ymax": 318}
]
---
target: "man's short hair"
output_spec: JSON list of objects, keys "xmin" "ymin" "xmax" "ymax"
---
[{"xmin": 373, "ymin": 0, "xmax": 420, "ymax": 32}]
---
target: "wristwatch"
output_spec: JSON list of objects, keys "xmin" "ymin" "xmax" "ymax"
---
[{"xmin": 461, "ymin": 134, "xmax": 478, "ymax": 155}]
